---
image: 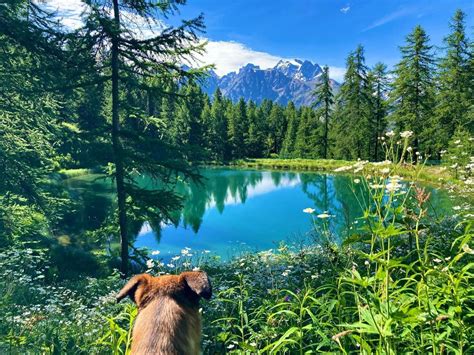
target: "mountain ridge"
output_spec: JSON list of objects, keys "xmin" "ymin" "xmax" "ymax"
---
[{"xmin": 202, "ymin": 59, "xmax": 339, "ymax": 107}]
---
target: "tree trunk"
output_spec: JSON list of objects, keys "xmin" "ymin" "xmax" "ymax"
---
[{"xmin": 111, "ymin": 0, "xmax": 129, "ymax": 276}]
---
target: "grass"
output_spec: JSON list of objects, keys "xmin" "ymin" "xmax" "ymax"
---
[
  {"xmin": 232, "ymin": 158, "xmax": 463, "ymax": 188},
  {"xmin": 57, "ymin": 168, "xmax": 95, "ymax": 178},
  {"xmin": 2, "ymin": 133, "xmax": 474, "ymax": 353}
]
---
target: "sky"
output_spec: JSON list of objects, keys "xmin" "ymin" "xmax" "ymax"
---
[{"xmin": 42, "ymin": 0, "xmax": 474, "ymax": 82}]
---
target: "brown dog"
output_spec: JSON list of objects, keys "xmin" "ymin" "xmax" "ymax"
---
[{"xmin": 116, "ymin": 271, "xmax": 212, "ymax": 355}]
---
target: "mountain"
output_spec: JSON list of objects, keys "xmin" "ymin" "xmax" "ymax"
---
[{"xmin": 202, "ymin": 59, "xmax": 340, "ymax": 107}]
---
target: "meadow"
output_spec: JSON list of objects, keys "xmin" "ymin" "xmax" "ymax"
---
[{"xmin": 1, "ymin": 132, "xmax": 473, "ymax": 354}]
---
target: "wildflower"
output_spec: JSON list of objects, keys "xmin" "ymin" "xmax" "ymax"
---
[
  {"xmin": 332, "ymin": 330, "xmax": 353, "ymax": 342},
  {"xmin": 317, "ymin": 213, "xmax": 333, "ymax": 219},
  {"xmin": 171, "ymin": 256, "xmax": 180, "ymax": 261},
  {"xmin": 407, "ymin": 146, "xmax": 413, "ymax": 152},
  {"xmin": 433, "ymin": 258, "xmax": 442, "ymax": 263},
  {"xmin": 370, "ymin": 183, "xmax": 384, "ymax": 189},
  {"xmin": 146, "ymin": 259, "xmax": 154, "ymax": 269},
  {"xmin": 354, "ymin": 178, "xmax": 360, "ymax": 184},
  {"xmin": 334, "ymin": 166, "xmax": 352, "ymax": 172},
  {"xmin": 204, "ymin": 250, "xmax": 211, "ymax": 253},
  {"xmin": 453, "ymin": 206, "xmax": 461, "ymax": 211},
  {"xmin": 385, "ymin": 130, "xmax": 395, "ymax": 137},
  {"xmin": 380, "ymin": 168, "xmax": 390, "ymax": 174},
  {"xmin": 284, "ymin": 295, "xmax": 291, "ymax": 302},
  {"xmin": 386, "ymin": 180, "xmax": 402, "ymax": 193},
  {"xmin": 282, "ymin": 270, "xmax": 290, "ymax": 277},
  {"xmin": 400, "ymin": 130, "xmax": 413, "ymax": 138},
  {"xmin": 303, "ymin": 207, "xmax": 315, "ymax": 214},
  {"xmin": 454, "ymin": 139, "xmax": 461, "ymax": 144},
  {"xmin": 181, "ymin": 249, "xmax": 190, "ymax": 256},
  {"xmin": 227, "ymin": 344, "xmax": 235, "ymax": 350},
  {"xmin": 151, "ymin": 250, "xmax": 160, "ymax": 255},
  {"xmin": 166, "ymin": 263, "xmax": 175, "ymax": 268},
  {"xmin": 364, "ymin": 260, "xmax": 370, "ymax": 266},
  {"xmin": 462, "ymin": 244, "xmax": 474, "ymax": 254}
]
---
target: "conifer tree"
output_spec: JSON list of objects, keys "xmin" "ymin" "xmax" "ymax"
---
[
  {"xmin": 81, "ymin": 0, "xmax": 206, "ymax": 274},
  {"xmin": 390, "ymin": 25, "xmax": 436, "ymax": 155},
  {"xmin": 313, "ymin": 66, "xmax": 334, "ymax": 159},
  {"xmin": 228, "ymin": 98, "xmax": 247, "ymax": 159},
  {"xmin": 209, "ymin": 89, "xmax": 228, "ymax": 161},
  {"xmin": 281, "ymin": 102, "xmax": 299, "ymax": 157},
  {"xmin": 436, "ymin": 10, "xmax": 471, "ymax": 149},
  {"xmin": 367, "ymin": 63, "xmax": 389, "ymax": 161},
  {"xmin": 267, "ymin": 104, "xmax": 287, "ymax": 155},
  {"xmin": 332, "ymin": 46, "xmax": 371, "ymax": 159}
]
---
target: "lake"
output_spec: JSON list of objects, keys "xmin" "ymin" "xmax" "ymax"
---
[{"xmin": 65, "ymin": 168, "xmax": 455, "ymax": 261}]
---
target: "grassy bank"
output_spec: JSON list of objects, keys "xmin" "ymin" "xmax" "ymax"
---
[{"xmin": 233, "ymin": 158, "xmax": 466, "ymax": 188}]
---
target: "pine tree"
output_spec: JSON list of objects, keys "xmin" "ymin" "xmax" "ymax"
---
[
  {"xmin": 228, "ymin": 98, "xmax": 247, "ymax": 159},
  {"xmin": 82, "ymin": 0, "xmax": 206, "ymax": 274},
  {"xmin": 313, "ymin": 66, "xmax": 334, "ymax": 159},
  {"xmin": 367, "ymin": 63, "xmax": 389, "ymax": 161},
  {"xmin": 267, "ymin": 104, "xmax": 287, "ymax": 155},
  {"xmin": 281, "ymin": 102, "xmax": 299, "ymax": 157},
  {"xmin": 295, "ymin": 107, "xmax": 320, "ymax": 158},
  {"xmin": 436, "ymin": 10, "xmax": 472, "ymax": 150},
  {"xmin": 390, "ymin": 25, "xmax": 436, "ymax": 156},
  {"xmin": 332, "ymin": 46, "xmax": 371, "ymax": 159},
  {"xmin": 246, "ymin": 100, "xmax": 265, "ymax": 157},
  {"xmin": 209, "ymin": 89, "xmax": 228, "ymax": 161}
]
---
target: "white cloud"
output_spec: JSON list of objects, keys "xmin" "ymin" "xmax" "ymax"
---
[
  {"xmin": 39, "ymin": 0, "xmax": 86, "ymax": 29},
  {"xmin": 197, "ymin": 41, "xmax": 282, "ymax": 76},
  {"xmin": 200, "ymin": 40, "xmax": 346, "ymax": 82},
  {"xmin": 340, "ymin": 5, "xmax": 351, "ymax": 14},
  {"xmin": 363, "ymin": 8, "xmax": 414, "ymax": 32},
  {"xmin": 36, "ymin": 2, "xmax": 347, "ymax": 82},
  {"xmin": 328, "ymin": 66, "xmax": 346, "ymax": 82}
]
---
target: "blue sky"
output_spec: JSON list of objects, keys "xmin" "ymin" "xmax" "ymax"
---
[
  {"xmin": 177, "ymin": 0, "xmax": 474, "ymax": 79},
  {"xmin": 42, "ymin": 0, "xmax": 474, "ymax": 81}
]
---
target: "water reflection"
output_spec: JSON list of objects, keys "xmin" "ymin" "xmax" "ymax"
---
[{"xmin": 65, "ymin": 168, "xmax": 455, "ymax": 259}]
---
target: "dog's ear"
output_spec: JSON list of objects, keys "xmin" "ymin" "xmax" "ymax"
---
[
  {"xmin": 182, "ymin": 271, "xmax": 212, "ymax": 299},
  {"xmin": 116, "ymin": 274, "xmax": 151, "ymax": 304}
]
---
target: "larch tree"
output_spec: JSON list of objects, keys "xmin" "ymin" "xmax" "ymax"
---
[
  {"xmin": 81, "ymin": 0, "xmax": 207, "ymax": 275},
  {"xmin": 436, "ymin": 9, "xmax": 472, "ymax": 150},
  {"xmin": 280, "ymin": 101, "xmax": 298, "ymax": 157},
  {"xmin": 390, "ymin": 25, "xmax": 436, "ymax": 156},
  {"xmin": 312, "ymin": 66, "xmax": 334, "ymax": 159},
  {"xmin": 367, "ymin": 62, "xmax": 389, "ymax": 161},
  {"xmin": 332, "ymin": 45, "xmax": 371, "ymax": 160}
]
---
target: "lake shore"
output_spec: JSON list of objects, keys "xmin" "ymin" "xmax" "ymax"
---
[{"xmin": 230, "ymin": 158, "xmax": 473, "ymax": 190}]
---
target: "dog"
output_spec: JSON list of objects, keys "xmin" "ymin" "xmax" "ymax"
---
[{"xmin": 116, "ymin": 271, "xmax": 212, "ymax": 355}]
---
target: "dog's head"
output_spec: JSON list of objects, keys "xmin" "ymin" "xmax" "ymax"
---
[{"xmin": 116, "ymin": 271, "xmax": 212, "ymax": 308}]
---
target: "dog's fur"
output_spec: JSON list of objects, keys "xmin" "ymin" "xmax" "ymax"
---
[{"xmin": 116, "ymin": 271, "xmax": 212, "ymax": 355}]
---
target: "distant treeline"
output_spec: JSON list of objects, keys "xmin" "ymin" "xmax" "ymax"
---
[{"xmin": 161, "ymin": 10, "xmax": 473, "ymax": 163}]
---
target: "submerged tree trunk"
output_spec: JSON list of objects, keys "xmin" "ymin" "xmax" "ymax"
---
[{"xmin": 111, "ymin": 0, "xmax": 129, "ymax": 276}]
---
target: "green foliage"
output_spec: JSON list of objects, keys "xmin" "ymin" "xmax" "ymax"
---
[
  {"xmin": 442, "ymin": 129, "xmax": 474, "ymax": 180},
  {"xmin": 390, "ymin": 26, "xmax": 437, "ymax": 155},
  {"xmin": 436, "ymin": 10, "xmax": 473, "ymax": 149}
]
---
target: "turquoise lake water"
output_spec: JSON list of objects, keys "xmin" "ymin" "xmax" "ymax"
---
[{"xmin": 65, "ymin": 168, "xmax": 455, "ymax": 260}]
